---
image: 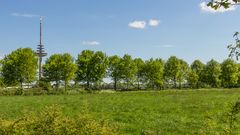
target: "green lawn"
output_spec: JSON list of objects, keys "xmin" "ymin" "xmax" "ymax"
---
[{"xmin": 0, "ymin": 89, "xmax": 240, "ymax": 134}]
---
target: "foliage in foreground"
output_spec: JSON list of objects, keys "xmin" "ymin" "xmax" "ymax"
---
[
  {"xmin": 0, "ymin": 105, "xmax": 116, "ymax": 135},
  {"xmin": 208, "ymin": 0, "xmax": 240, "ymax": 10},
  {"xmin": 203, "ymin": 99, "xmax": 240, "ymax": 135}
]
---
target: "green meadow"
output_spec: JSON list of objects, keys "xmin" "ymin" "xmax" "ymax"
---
[{"xmin": 1, "ymin": 89, "xmax": 240, "ymax": 134}]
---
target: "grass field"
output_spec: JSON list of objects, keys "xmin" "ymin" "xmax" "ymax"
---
[{"xmin": 0, "ymin": 89, "xmax": 240, "ymax": 134}]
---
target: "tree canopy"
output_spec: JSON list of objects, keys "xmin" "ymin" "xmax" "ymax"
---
[
  {"xmin": 76, "ymin": 50, "xmax": 108, "ymax": 89},
  {"xmin": 178, "ymin": 59, "xmax": 189, "ymax": 89},
  {"xmin": 43, "ymin": 53, "xmax": 76, "ymax": 90},
  {"xmin": 187, "ymin": 70, "xmax": 199, "ymax": 88},
  {"xmin": 221, "ymin": 59, "xmax": 239, "ymax": 88},
  {"xmin": 108, "ymin": 55, "xmax": 123, "ymax": 90},
  {"xmin": 144, "ymin": 58, "xmax": 164, "ymax": 89},
  {"xmin": 121, "ymin": 54, "xmax": 137, "ymax": 90},
  {"xmin": 164, "ymin": 56, "xmax": 181, "ymax": 88},
  {"xmin": 202, "ymin": 59, "xmax": 222, "ymax": 87},
  {"xmin": 1, "ymin": 48, "xmax": 240, "ymax": 90},
  {"xmin": 191, "ymin": 60, "xmax": 205, "ymax": 88},
  {"xmin": 1, "ymin": 48, "xmax": 38, "ymax": 88},
  {"xmin": 134, "ymin": 58, "xmax": 145, "ymax": 90}
]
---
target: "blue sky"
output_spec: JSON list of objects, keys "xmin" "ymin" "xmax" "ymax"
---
[{"xmin": 0, "ymin": 0, "xmax": 240, "ymax": 64}]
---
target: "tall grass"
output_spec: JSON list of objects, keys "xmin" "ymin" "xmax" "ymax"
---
[{"xmin": 0, "ymin": 89, "xmax": 240, "ymax": 134}]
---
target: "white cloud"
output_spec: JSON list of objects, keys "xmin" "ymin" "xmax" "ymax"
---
[
  {"xmin": 82, "ymin": 41, "xmax": 101, "ymax": 46},
  {"xmin": 149, "ymin": 19, "xmax": 160, "ymax": 27},
  {"xmin": 128, "ymin": 21, "xmax": 146, "ymax": 29},
  {"xmin": 11, "ymin": 13, "xmax": 39, "ymax": 18},
  {"xmin": 162, "ymin": 45, "xmax": 174, "ymax": 48},
  {"xmin": 200, "ymin": 2, "xmax": 236, "ymax": 13},
  {"xmin": 155, "ymin": 45, "xmax": 175, "ymax": 48}
]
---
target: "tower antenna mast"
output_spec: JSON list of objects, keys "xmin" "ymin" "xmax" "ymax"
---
[{"xmin": 36, "ymin": 16, "xmax": 47, "ymax": 80}]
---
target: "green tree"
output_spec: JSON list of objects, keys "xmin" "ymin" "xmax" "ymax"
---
[
  {"xmin": 178, "ymin": 59, "xmax": 189, "ymax": 89},
  {"xmin": 43, "ymin": 53, "xmax": 76, "ymax": 91},
  {"xmin": 108, "ymin": 55, "xmax": 123, "ymax": 90},
  {"xmin": 134, "ymin": 58, "xmax": 145, "ymax": 90},
  {"xmin": 43, "ymin": 54, "xmax": 62, "ymax": 90},
  {"xmin": 89, "ymin": 51, "xmax": 109, "ymax": 89},
  {"xmin": 221, "ymin": 59, "xmax": 239, "ymax": 88},
  {"xmin": 61, "ymin": 54, "xmax": 77, "ymax": 90},
  {"xmin": 187, "ymin": 70, "xmax": 199, "ymax": 88},
  {"xmin": 164, "ymin": 56, "xmax": 181, "ymax": 88},
  {"xmin": 76, "ymin": 50, "xmax": 94, "ymax": 89},
  {"xmin": 202, "ymin": 59, "xmax": 222, "ymax": 87},
  {"xmin": 121, "ymin": 54, "xmax": 137, "ymax": 90},
  {"xmin": 0, "ymin": 65, "xmax": 4, "ymax": 87},
  {"xmin": 0, "ymin": 78, "xmax": 3, "ymax": 88},
  {"xmin": 76, "ymin": 50, "xmax": 108, "ymax": 89},
  {"xmin": 237, "ymin": 64, "xmax": 240, "ymax": 85},
  {"xmin": 1, "ymin": 48, "xmax": 37, "ymax": 88},
  {"xmin": 191, "ymin": 60, "xmax": 205, "ymax": 88},
  {"xmin": 144, "ymin": 58, "xmax": 165, "ymax": 90},
  {"xmin": 0, "ymin": 61, "xmax": 3, "ymax": 87}
]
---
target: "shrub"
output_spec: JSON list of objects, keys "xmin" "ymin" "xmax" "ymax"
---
[
  {"xmin": 224, "ymin": 99, "xmax": 240, "ymax": 135},
  {"xmin": 202, "ymin": 99, "xmax": 240, "ymax": 135},
  {"xmin": 14, "ymin": 88, "xmax": 23, "ymax": 95},
  {"xmin": 38, "ymin": 79, "xmax": 52, "ymax": 91},
  {"xmin": 0, "ymin": 88, "xmax": 17, "ymax": 96},
  {"xmin": 0, "ymin": 105, "xmax": 116, "ymax": 135},
  {"xmin": 22, "ymin": 88, "xmax": 48, "ymax": 96}
]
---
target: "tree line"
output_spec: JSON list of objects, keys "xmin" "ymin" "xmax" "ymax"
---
[{"xmin": 0, "ymin": 48, "xmax": 240, "ymax": 90}]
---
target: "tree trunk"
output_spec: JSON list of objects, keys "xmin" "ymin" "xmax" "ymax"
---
[
  {"xmin": 74, "ymin": 80, "xmax": 78, "ymax": 86},
  {"xmin": 55, "ymin": 81, "xmax": 59, "ymax": 90},
  {"xmin": 137, "ymin": 76, "xmax": 140, "ymax": 90},
  {"xmin": 137, "ymin": 81, "xmax": 140, "ymax": 90},
  {"xmin": 21, "ymin": 81, "xmax": 23, "ymax": 89},
  {"xmin": 114, "ymin": 78, "xmax": 117, "ymax": 90},
  {"xmin": 152, "ymin": 82, "xmax": 155, "ymax": 90},
  {"xmin": 64, "ymin": 80, "xmax": 67, "ymax": 92},
  {"xmin": 87, "ymin": 81, "xmax": 90, "ymax": 90},
  {"xmin": 174, "ymin": 77, "xmax": 177, "ymax": 89}
]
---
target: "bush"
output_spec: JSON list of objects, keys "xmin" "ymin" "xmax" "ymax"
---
[
  {"xmin": 22, "ymin": 88, "xmax": 48, "ymax": 96},
  {"xmin": 14, "ymin": 88, "xmax": 23, "ymax": 95},
  {"xmin": 38, "ymin": 78, "xmax": 52, "ymax": 91},
  {"xmin": 0, "ymin": 88, "xmax": 18, "ymax": 96},
  {"xmin": 202, "ymin": 99, "xmax": 240, "ymax": 134},
  {"xmin": 0, "ymin": 105, "xmax": 116, "ymax": 135},
  {"xmin": 0, "ymin": 87, "xmax": 89, "ymax": 96}
]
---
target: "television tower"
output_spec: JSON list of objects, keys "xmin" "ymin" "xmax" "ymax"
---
[{"xmin": 36, "ymin": 16, "xmax": 47, "ymax": 80}]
